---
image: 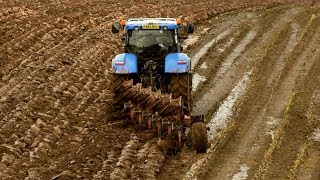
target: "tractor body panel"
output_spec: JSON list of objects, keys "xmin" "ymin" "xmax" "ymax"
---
[
  {"xmin": 112, "ymin": 53, "xmax": 138, "ymax": 74},
  {"xmin": 164, "ymin": 53, "xmax": 190, "ymax": 73}
]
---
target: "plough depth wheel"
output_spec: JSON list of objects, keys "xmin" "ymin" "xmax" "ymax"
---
[{"xmin": 191, "ymin": 122, "xmax": 208, "ymax": 153}]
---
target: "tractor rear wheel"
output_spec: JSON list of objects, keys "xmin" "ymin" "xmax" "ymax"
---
[
  {"xmin": 112, "ymin": 74, "xmax": 129, "ymax": 114},
  {"xmin": 191, "ymin": 122, "xmax": 208, "ymax": 153},
  {"xmin": 169, "ymin": 73, "xmax": 191, "ymax": 112}
]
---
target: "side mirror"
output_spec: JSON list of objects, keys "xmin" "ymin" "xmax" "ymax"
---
[
  {"xmin": 187, "ymin": 23, "xmax": 195, "ymax": 34},
  {"xmin": 112, "ymin": 23, "xmax": 120, "ymax": 33}
]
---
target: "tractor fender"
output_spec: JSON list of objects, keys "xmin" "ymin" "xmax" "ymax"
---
[
  {"xmin": 164, "ymin": 53, "xmax": 190, "ymax": 73},
  {"xmin": 112, "ymin": 53, "xmax": 138, "ymax": 74}
]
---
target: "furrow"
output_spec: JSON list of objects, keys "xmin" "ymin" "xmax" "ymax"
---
[
  {"xmin": 185, "ymin": 7, "xmax": 302, "ymax": 179},
  {"xmin": 258, "ymin": 20, "xmax": 320, "ymax": 179},
  {"xmin": 192, "ymin": 7, "xmax": 300, "ymax": 116}
]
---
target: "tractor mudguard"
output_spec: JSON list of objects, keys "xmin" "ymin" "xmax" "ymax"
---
[
  {"xmin": 165, "ymin": 53, "xmax": 190, "ymax": 73},
  {"xmin": 112, "ymin": 53, "xmax": 138, "ymax": 74}
]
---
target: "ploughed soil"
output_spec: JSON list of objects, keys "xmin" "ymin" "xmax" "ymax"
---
[{"xmin": 0, "ymin": 0, "xmax": 319, "ymax": 179}]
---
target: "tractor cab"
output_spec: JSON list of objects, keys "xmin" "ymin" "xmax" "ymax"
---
[
  {"xmin": 112, "ymin": 18, "xmax": 190, "ymax": 61},
  {"xmin": 126, "ymin": 28, "xmax": 177, "ymax": 60},
  {"xmin": 111, "ymin": 18, "xmax": 194, "ymax": 91}
]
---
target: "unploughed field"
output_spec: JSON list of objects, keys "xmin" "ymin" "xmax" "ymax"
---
[{"xmin": 0, "ymin": 0, "xmax": 320, "ymax": 179}]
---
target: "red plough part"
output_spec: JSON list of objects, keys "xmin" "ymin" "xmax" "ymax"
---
[{"xmin": 113, "ymin": 80, "xmax": 200, "ymax": 147}]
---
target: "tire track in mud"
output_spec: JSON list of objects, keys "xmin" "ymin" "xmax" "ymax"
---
[
  {"xmin": 189, "ymin": 10, "xmax": 268, "ymax": 107},
  {"xmin": 192, "ymin": 25, "xmax": 252, "ymax": 93},
  {"xmin": 231, "ymin": 21, "xmax": 302, "ymax": 179},
  {"xmin": 295, "ymin": 88, "xmax": 320, "ymax": 179},
  {"xmin": 249, "ymin": 12, "xmax": 319, "ymax": 178},
  {"xmin": 255, "ymin": 15, "xmax": 320, "ymax": 179},
  {"xmin": 198, "ymin": 7, "xmax": 314, "ymax": 180},
  {"xmin": 192, "ymin": 7, "xmax": 298, "ymax": 117},
  {"xmin": 184, "ymin": 7, "xmax": 306, "ymax": 179},
  {"xmin": 192, "ymin": 29, "xmax": 257, "ymax": 103},
  {"xmin": 205, "ymin": 23, "xmax": 296, "ymax": 180},
  {"xmin": 189, "ymin": 11, "xmax": 255, "ymax": 69}
]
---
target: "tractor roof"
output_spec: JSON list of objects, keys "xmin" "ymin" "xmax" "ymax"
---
[{"xmin": 125, "ymin": 18, "xmax": 179, "ymax": 30}]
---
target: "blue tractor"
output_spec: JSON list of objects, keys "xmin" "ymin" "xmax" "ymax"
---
[{"xmin": 111, "ymin": 18, "xmax": 207, "ymax": 152}]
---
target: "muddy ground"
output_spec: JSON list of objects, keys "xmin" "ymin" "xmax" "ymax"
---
[{"xmin": 0, "ymin": 0, "xmax": 320, "ymax": 179}]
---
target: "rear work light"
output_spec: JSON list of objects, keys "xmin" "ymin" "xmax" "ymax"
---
[
  {"xmin": 115, "ymin": 61, "xmax": 125, "ymax": 65},
  {"xmin": 178, "ymin": 60, "xmax": 187, "ymax": 64}
]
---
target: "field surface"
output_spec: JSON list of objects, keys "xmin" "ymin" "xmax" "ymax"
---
[{"xmin": 0, "ymin": 0, "xmax": 320, "ymax": 179}]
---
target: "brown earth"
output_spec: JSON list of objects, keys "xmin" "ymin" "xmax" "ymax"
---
[{"xmin": 0, "ymin": 0, "xmax": 320, "ymax": 179}]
